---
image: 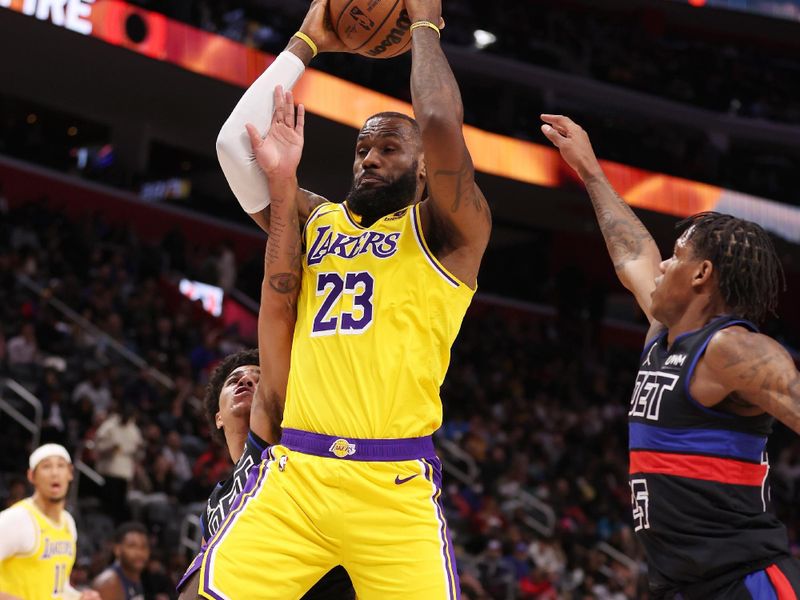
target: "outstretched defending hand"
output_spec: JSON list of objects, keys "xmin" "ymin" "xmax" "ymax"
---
[
  {"xmin": 246, "ymin": 86, "xmax": 305, "ymax": 181},
  {"xmin": 298, "ymin": 0, "xmax": 352, "ymax": 54},
  {"xmin": 540, "ymin": 114, "xmax": 603, "ymax": 182}
]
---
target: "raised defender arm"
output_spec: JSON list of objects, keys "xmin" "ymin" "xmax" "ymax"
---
[
  {"xmin": 541, "ymin": 115, "xmax": 663, "ymax": 331},
  {"xmin": 406, "ymin": 0, "xmax": 491, "ymax": 288},
  {"xmin": 245, "ymin": 88, "xmax": 306, "ymax": 444},
  {"xmin": 216, "ymin": 0, "xmax": 347, "ymax": 233}
]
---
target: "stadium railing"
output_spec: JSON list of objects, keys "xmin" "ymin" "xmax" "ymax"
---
[
  {"xmin": 0, "ymin": 378, "xmax": 43, "ymax": 449},
  {"xmin": 16, "ymin": 274, "xmax": 176, "ymax": 392}
]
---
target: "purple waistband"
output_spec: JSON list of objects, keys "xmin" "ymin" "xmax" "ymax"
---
[{"xmin": 280, "ymin": 428, "xmax": 435, "ymax": 461}]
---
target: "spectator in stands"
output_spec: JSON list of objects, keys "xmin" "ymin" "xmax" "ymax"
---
[
  {"xmin": 91, "ymin": 522, "xmax": 149, "ymax": 600},
  {"xmin": 477, "ymin": 539, "xmax": 517, "ymax": 600},
  {"xmin": 161, "ymin": 431, "xmax": 192, "ymax": 487},
  {"xmin": 2, "ymin": 477, "xmax": 27, "ymax": 510},
  {"xmin": 72, "ymin": 365, "xmax": 113, "ymax": 417},
  {"xmin": 95, "ymin": 405, "xmax": 143, "ymax": 523},
  {"xmin": 216, "ymin": 241, "xmax": 237, "ymax": 292},
  {"xmin": 7, "ymin": 321, "xmax": 38, "ymax": 367}
]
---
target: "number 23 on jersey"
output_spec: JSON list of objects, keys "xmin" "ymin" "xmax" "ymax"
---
[{"xmin": 311, "ymin": 271, "xmax": 375, "ymax": 336}]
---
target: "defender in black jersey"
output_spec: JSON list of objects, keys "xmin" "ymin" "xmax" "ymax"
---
[
  {"xmin": 92, "ymin": 523, "xmax": 148, "ymax": 600},
  {"xmin": 543, "ymin": 115, "xmax": 800, "ymax": 599},
  {"xmin": 177, "ymin": 349, "xmax": 354, "ymax": 599}
]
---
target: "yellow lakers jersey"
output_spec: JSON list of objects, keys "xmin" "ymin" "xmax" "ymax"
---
[
  {"xmin": 0, "ymin": 499, "xmax": 76, "ymax": 599},
  {"xmin": 283, "ymin": 201, "xmax": 475, "ymax": 439}
]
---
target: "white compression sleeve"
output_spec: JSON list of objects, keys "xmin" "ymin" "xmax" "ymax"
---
[
  {"xmin": 216, "ymin": 51, "xmax": 306, "ymax": 214},
  {"xmin": 0, "ymin": 506, "xmax": 36, "ymax": 560}
]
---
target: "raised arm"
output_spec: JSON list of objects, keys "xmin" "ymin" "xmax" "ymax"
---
[
  {"xmin": 541, "ymin": 115, "xmax": 662, "ymax": 330},
  {"xmin": 406, "ymin": 1, "xmax": 491, "ymax": 288},
  {"xmin": 216, "ymin": 0, "xmax": 346, "ymax": 233},
  {"xmin": 245, "ymin": 88, "xmax": 306, "ymax": 443}
]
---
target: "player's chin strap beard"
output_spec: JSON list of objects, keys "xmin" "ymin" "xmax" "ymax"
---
[{"xmin": 346, "ymin": 167, "xmax": 418, "ymax": 226}]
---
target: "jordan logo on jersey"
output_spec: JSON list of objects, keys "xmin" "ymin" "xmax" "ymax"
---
[{"xmin": 307, "ymin": 226, "xmax": 401, "ymax": 266}]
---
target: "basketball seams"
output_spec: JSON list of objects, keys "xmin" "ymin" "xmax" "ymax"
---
[
  {"xmin": 333, "ymin": 0, "xmax": 361, "ymax": 37},
  {"xmin": 353, "ymin": 0, "xmax": 401, "ymax": 52},
  {"xmin": 331, "ymin": 0, "xmax": 412, "ymax": 58}
]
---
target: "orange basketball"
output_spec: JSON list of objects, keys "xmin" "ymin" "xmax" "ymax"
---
[{"xmin": 329, "ymin": 0, "xmax": 412, "ymax": 59}]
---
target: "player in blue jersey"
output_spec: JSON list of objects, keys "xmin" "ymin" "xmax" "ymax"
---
[
  {"xmin": 91, "ymin": 523, "xmax": 148, "ymax": 600},
  {"xmin": 543, "ymin": 114, "xmax": 800, "ymax": 600}
]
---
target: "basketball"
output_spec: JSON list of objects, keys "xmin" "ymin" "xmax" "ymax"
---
[{"xmin": 329, "ymin": 0, "xmax": 412, "ymax": 59}]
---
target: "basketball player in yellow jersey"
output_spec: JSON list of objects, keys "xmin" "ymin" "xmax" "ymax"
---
[
  {"xmin": 0, "ymin": 444, "xmax": 100, "ymax": 600},
  {"xmin": 185, "ymin": 0, "xmax": 491, "ymax": 598}
]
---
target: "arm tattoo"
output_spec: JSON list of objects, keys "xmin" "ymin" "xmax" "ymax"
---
[
  {"xmin": 411, "ymin": 32, "xmax": 491, "ymax": 249},
  {"xmin": 584, "ymin": 177, "xmax": 654, "ymax": 270},
  {"xmin": 431, "ymin": 150, "xmax": 490, "ymax": 222},
  {"xmin": 266, "ymin": 197, "xmax": 302, "ymax": 297},
  {"xmin": 269, "ymin": 273, "xmax": 300, "ymax": 294},
  {"xmin": 714, "ymin": 333, "xmax": 800, "ymax": 433},
  {"xmin": 266, "ymin": 212, "xmax": 287, "ymax": 267}
]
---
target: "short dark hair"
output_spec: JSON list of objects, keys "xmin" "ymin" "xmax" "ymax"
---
[
  {"xmin": 114, "ymin": 522, "xmax": 148, "ymax": 544},
  {"xmin": 203, "ymin": 349, "xmax": 259, "ymax": 445},
  {"xmin": 364, "ymin": 112, "xmax": 420, "ymax": 136},
  {"xmin": 678, "ymin": 212, "xmax": 785, "ymax": 324}
]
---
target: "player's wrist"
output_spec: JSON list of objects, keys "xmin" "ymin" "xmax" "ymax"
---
[
  {"xmin": 410, "ymin": 21, "xmax": 441, "ymax": 40},
  {"xmin": 286, "ymin": 36, "xmax": 315, "ymax": 66},
  {"xmin": 579, "ymin": 164, "xmax": 605, "ymax": 184}
]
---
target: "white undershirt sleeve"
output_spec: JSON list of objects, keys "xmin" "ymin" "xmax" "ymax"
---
[
  {"xmin": 216, "ymin": 51, "xmax": 306, "ymax": 214},
  {"xmin": 0, "ymin": 506, "xmax": 36, "ymax": 560}
]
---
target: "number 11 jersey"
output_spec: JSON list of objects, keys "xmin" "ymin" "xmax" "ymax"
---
[{"xmin": 283, "ymin": 201, "xmax": 474, "ymax": 440}]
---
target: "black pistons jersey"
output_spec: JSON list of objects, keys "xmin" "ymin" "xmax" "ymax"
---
[
  {"xmin": 201, "ymin": 432, "xmax": 355, "ymax": 600},
  {"xmin": 628, "ymin": 316, "xmax": 790, "ymax": 598},
  {"xmin": 202, "ymin": 431, "xmax": 267, "ymax": 540}
]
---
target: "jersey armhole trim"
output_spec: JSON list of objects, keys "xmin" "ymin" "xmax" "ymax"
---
[
  {"xmin": 684, "ymin": 319, "xmax": 758, "ymax": 418},
  {"xmin": 247, "ymin": 430, "xmax": 268, "ymax": 452},
  {"xmin": 411, "ymin": 204, "xmax": 467, "ymax": 289}
]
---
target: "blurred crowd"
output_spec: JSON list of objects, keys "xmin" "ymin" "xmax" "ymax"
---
[{"xmin": 2, "ymin": 190, "xmax": 800, "ymax": 599}]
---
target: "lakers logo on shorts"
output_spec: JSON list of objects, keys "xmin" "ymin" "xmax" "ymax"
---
[{"xmin": 328, "ymin": 439, "xmax": 356, "ymax": 458}]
